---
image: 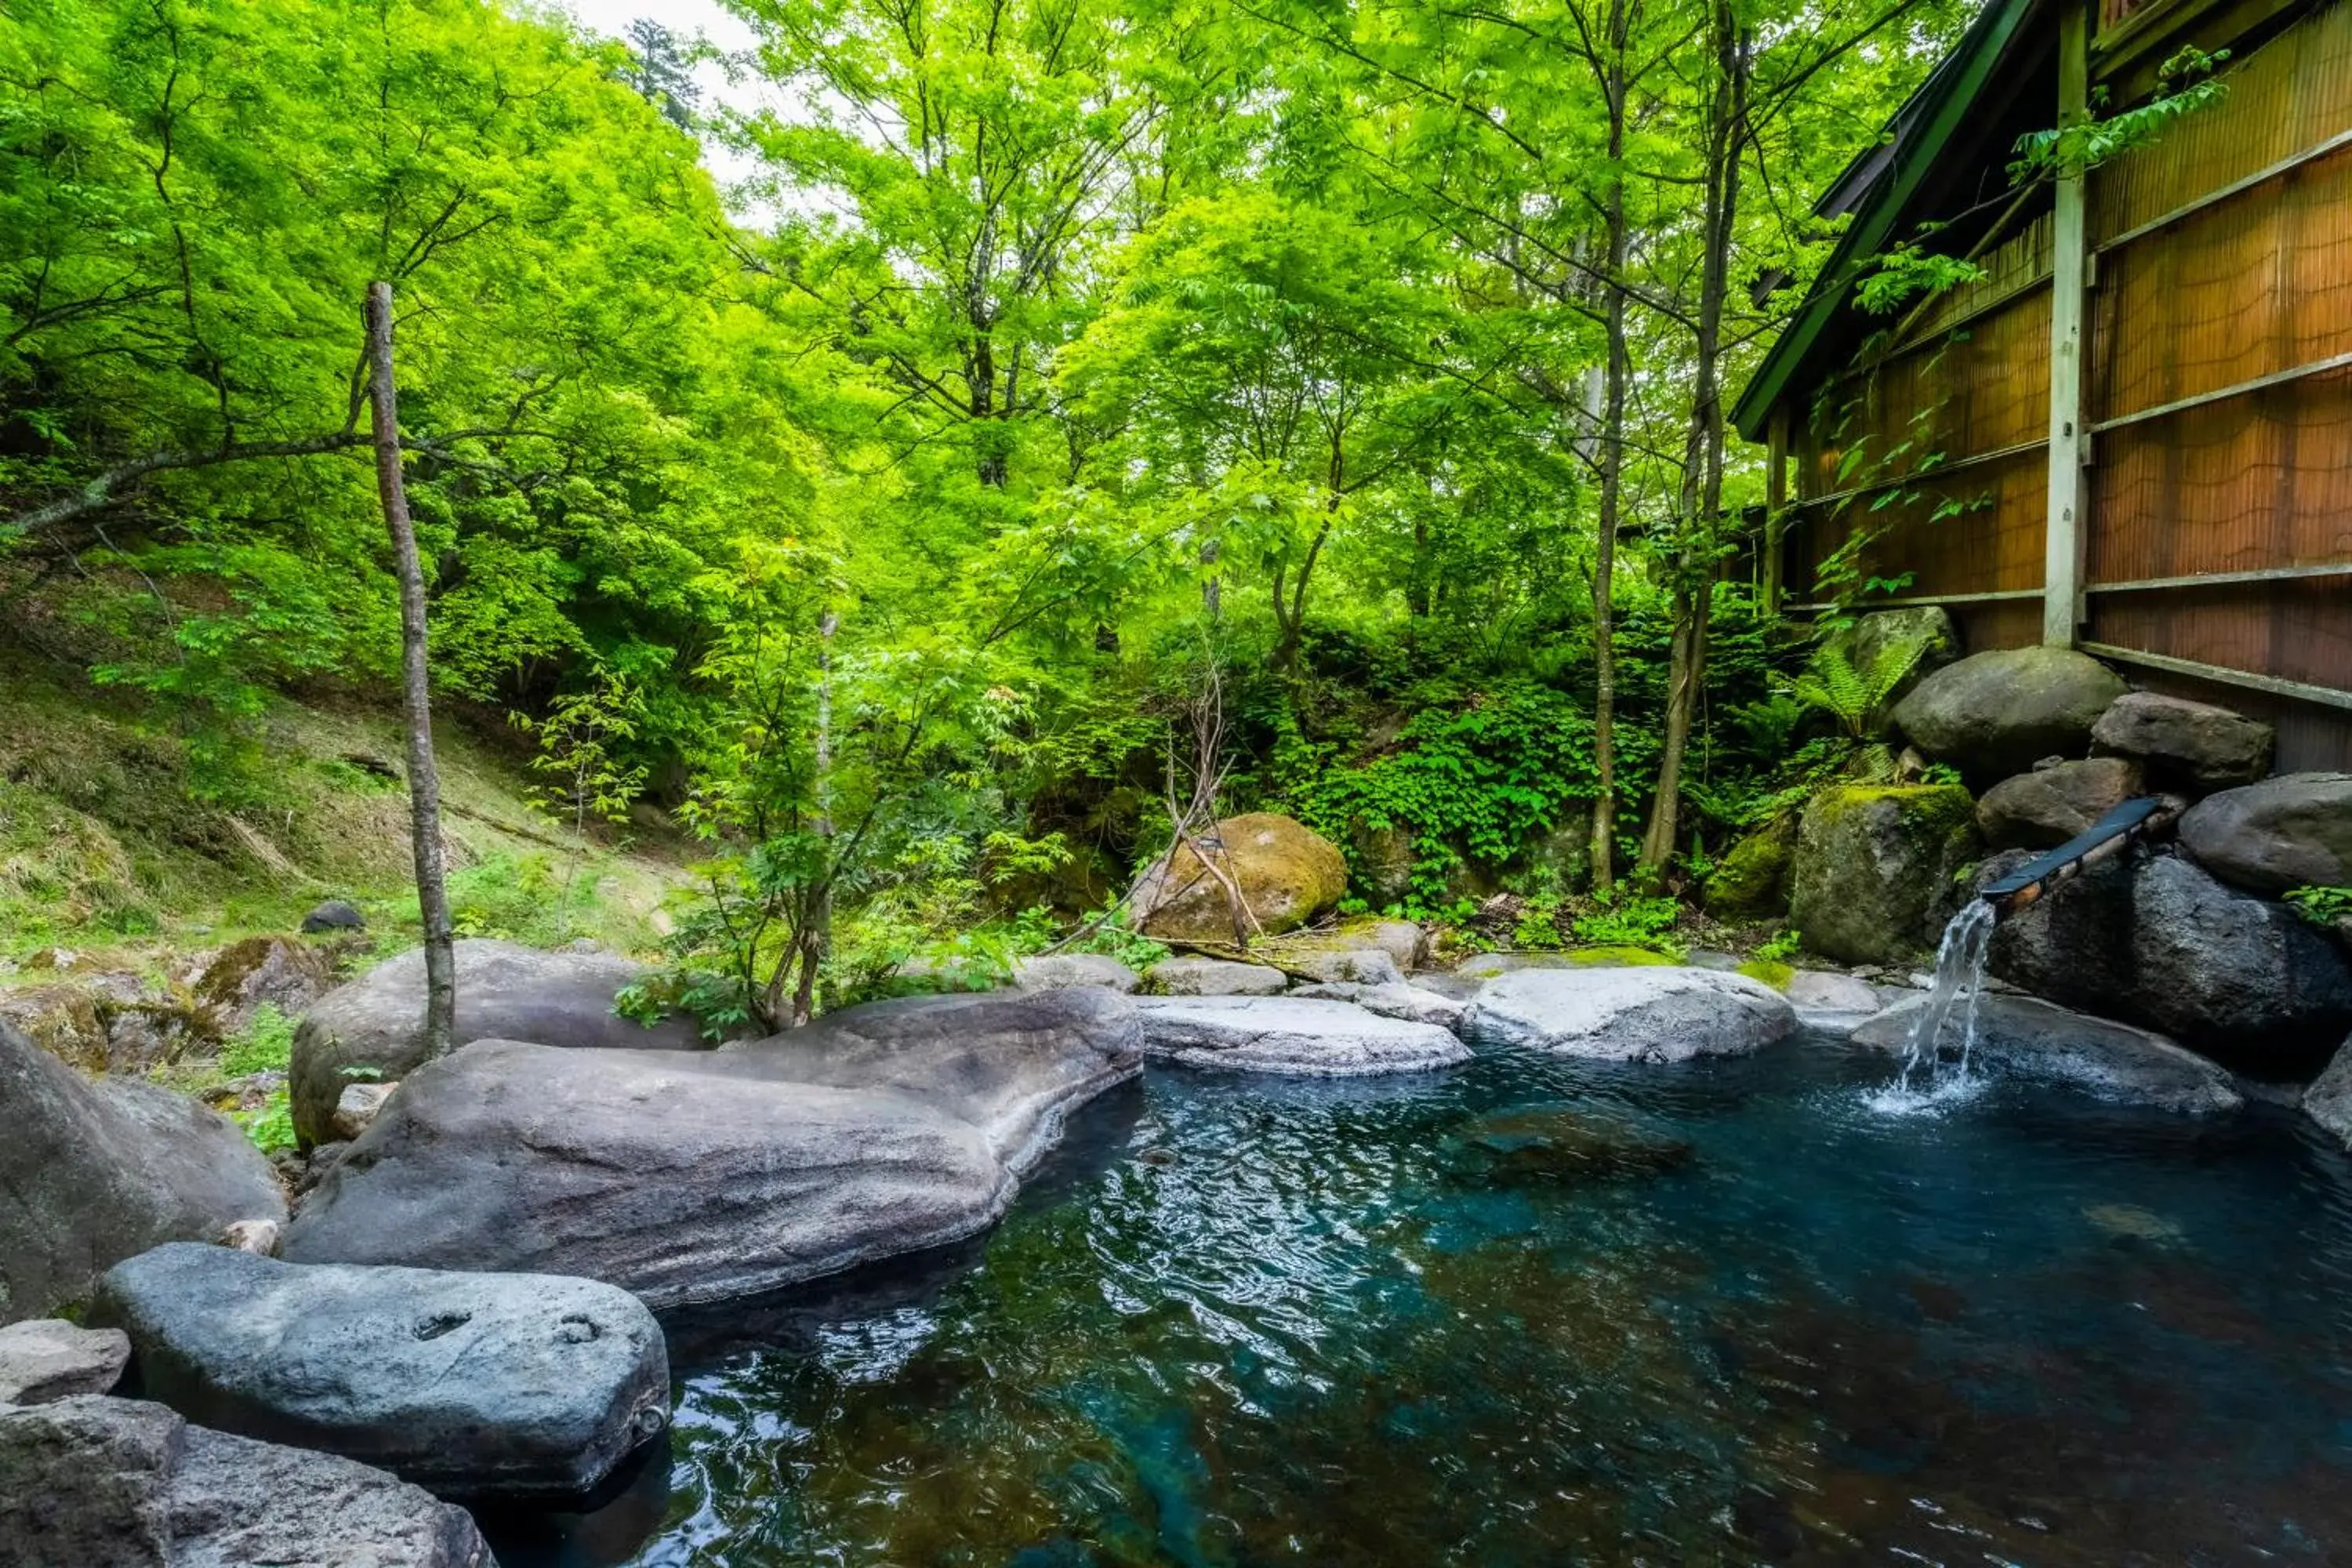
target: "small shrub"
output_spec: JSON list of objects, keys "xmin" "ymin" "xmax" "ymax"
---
[
  {"xmin": 1512, "ymin": 895, "xmax": 1565, "ymax": 950},
  {"xmin": 217, "ymin": 1003, "xmax": 296, "ymax": 1077},
  {"xmin": 2286, "ymin": 885, "xmax": 2352, "ymax": 927},
  {"xmin": 1754, "ymin": 927, "xmax": 1802, "ymax": 964},
  {"xmin": 1572, "ymin": 893, "xmax": 1682, "ymax": 956}
]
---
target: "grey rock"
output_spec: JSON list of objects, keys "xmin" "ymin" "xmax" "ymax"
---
[
  {"xmin": 192, "ymin": 936, "xmax": 336, "ymax": 1036},
  {"xmin": 1790, "ymin": 784, "xmax": 1980, "ymax": 965},
  {"xmin": 1146, "ymin": 956, "xmax": 1288, "ymax": 996},
  {"xmin": 1134, "ymin": 996, "xmax": 1470, "ymax": 1076},
  {"xmin": 1461, "ymin": 967, "xmax": 1798, "ymax": 1062},
  {"xmin": 2091, "ymin": 691, "xmax": 2274, "ymax": 793},
  {"xmin": 0, "ymin": 1022, "xmax": 285, "ymax": 1327},
  {"xmin": 1891, "ymin": 646, "xmax": 2128, "ymax": 781},
  {"xmin": 1288, "ymin": 981, "xmax": 1467, "ymax": 1032},
  {"xmin": 1686, "ymin": 949, "xmax": 1746, "ymax": 972},
  {"xmin": 283, "ymin": 989, "xmax": 1141, "ymax": 1309},
  {"xmin": 93, "ymin": 1243, "xmax": 666, "ymax": 1498},
  {"xmin": 1280, "ymin": 946, "xmax": 1404, "ymax": 986},
  {"xmin": 0, "ymin": 1319, "xmax": 128, "ymax": 1406},
  {"xmin": 2302, "ymin": 1033, "xmax": 2352, "ymax": 1149},
  {"xmin": 2178, "ymin": 771, "xmax": 2352, "ymax": 895},
  {"xmin": 332, "ymin": 1080, "xmax": 398, "ymax": 1142},
  {"xmin": 1785, "ymin": 970, "xmax": 1881, "ymax": 1015},
  {"xmin": 221, "ymin": 1218, "xmax": 281, "ymax": 1256},
  {"xmin": 1987, "ymin": 851, "xmax": 2352, "ymax": 1066},
  {"xmin": 299, "ymin": 898, "xmax": 368, "ymax": 934},
  {"xmin": 292, "ymin": 938, "xmax": 706, "ymax": 1147},
  {"xmin": 1853, "ymin": 993, "xmax": 2241, "ymax": 1115},
  {"xmin": 1357, "ymin": 920, "xmax": 1429, "ymax": 972},
  {"xmin": 1011, "ymin": 953, "xmax": 1142, "ymax": 993},
  {"xmin": 1348, "ymin": 819, "xmax": 1416, "ymax": 907},
  {"xmin": 1704, "ymin": 817, "xmax": 1798, "ymax": 920},
  {"xmin": 1975, "ymin": 757, "xmax": 2144, "ymax": 850},
  {"xmin": 0, "ymin": 1395, "xmax": 490, "ymax": 1567},
  {"xmin": 0, "ymin": 982, "xmax": 112, "ymax": 1072}
]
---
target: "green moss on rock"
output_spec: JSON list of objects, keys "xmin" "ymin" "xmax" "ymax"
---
[{"xmin": 1790, "ymin": 783, "xmax": 1980, "ymax": 967}]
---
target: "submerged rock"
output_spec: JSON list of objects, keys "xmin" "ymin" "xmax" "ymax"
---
[
  {"xmin": 0, "ymin": 1319, "xmax": 128, "ymax": 1406},
  {"xmin": 1987, "ymin": 851, "xmax": 2352, "ymax": 1067},
  {"xmin": 284, "ymin": 989, "xmax": 1142, "ymax": 1309},
  {"xmin": 93, "ymin": 1243, "xmax": 667, "ymax": 1499},
  {"xmin": 0, "ymin": 1395, "xmax": 490, "ymax": 1567},
  {"xmin": 1461, "ymin": 967, "xmax": 1797, "ymax": 1061},
  {"xmin": 1790, "ymin": 784, "xmax": 1979, "ymax": 965},
  {"xmin": 2178, "ymin": 771, "xmax": 2352, "ymax": 895},
  {"xmin": 1890, "ymin": 646, "xmax": 2127, "ymax": 781},
  {"xmin": 1975, "ymin": 757, "xmax": 2143, "ymax": 851},
  {"xmin": 2091, "ymin": 691, "xmax": 2274, "ymax": 793},
  {"xmin": 1853, "ymin": 993, "xmax": 2241, "ymax": 1114},
  {"xmin": 1011, "ymin": 953, "xmax": 1142, "ymax": 993},
  {"xmin": 1450, "ymin": 1106, "xmax": 1693, "ymax": 1185},
  {"xmin": 1146, "ymin": 956, "xmax": 1288, "ymax": 996},
  {"xmin": 290, "ymin": 938, "xmax": 706, "ymax": 1147},
  {"xmin": 1134, "ymin": 996, "xmax": 1470, "ymax": 1076},
  {"xmin": 0, "ymin": 1020, "xmax": 285, "ymax": 1326},
  {"xmin": 1131, "ymin": 813, "xmax": 1349, "ymax": 942}
]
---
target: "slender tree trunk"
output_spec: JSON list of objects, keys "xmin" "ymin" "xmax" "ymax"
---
[
  {"xmin": 1587, "ymin": 0, "xmax": 1632, "ymax": 893},
  {"xmin": 1639, "ymin": 5, "xmax": 1748, "ymax": 874},
  {"xmin": 365, "ymin": 281, "xmax": 455, "ymax": 1059},
  {"xmin": 793, "ymin": 607, "xmax": 838, "ymax": 1028}
]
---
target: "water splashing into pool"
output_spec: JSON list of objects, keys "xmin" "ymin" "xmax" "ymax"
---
[
  {"xmin": 1897, "ymin": 896, "xmax": 1999, "ymax": 1092},
  {"xmin": 499, "ymin": 1036, "xmax": 2352, "ymax": 1568}
]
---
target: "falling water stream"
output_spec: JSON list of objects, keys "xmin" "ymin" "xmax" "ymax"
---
[{"xmin": 1897, "ymin": 896, "xmax": 1999, "ymax": 1093}]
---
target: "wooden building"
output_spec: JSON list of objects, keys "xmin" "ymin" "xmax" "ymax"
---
[{"xmin": 1734, "ymin": 0, "xmax": 2352, "ymax": 768}]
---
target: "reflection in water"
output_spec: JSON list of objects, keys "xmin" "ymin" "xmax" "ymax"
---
[{"xmin": 498, "ymin": 1038, "xmax": 2352, "ymax": 1566}]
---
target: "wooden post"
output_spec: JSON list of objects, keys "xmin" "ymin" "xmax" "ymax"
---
[
  {"xmin": 2043, "ymin": 0, "xmax": 2091, "ymax": 648},
  {"xmin": 365, "ymin": 281, "xmax": 456, "ymax": 1061},
  {"xmin": 1763, "ymin": 404, "xmax": 1789, "ymax": 614}
]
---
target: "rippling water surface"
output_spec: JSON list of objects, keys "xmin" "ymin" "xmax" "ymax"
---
[{"xmin": 502, "ymin": 1036, "xmax": 2352, "ymax": 1566}]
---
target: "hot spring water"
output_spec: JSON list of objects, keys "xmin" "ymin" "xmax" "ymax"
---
[{"xmin": 498, "ymin": 1015, "xmax": 2352, "ymax": 1567}]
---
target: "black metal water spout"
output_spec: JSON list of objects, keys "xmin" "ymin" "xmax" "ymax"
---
[{"xmin": 1980, "ymin": 796, "xmax": 2180, "ymax": 917}]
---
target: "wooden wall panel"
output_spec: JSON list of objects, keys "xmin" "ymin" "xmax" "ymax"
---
[
  {"xmin": 2089, "ymin": 368, "xmax": 2352, "ymax": 579},
  {"xmin": 2089, "ymin": 0, "xmax": 2352, "ymax": 237},
  {"xmin": 2089, "ymin": 577, "xmax": 2352, "ymax": 691},
  {"xmin": 2092, "ymin": 153, "xmax": 2352, "ymax": 420}
]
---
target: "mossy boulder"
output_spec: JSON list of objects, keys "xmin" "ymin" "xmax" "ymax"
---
[
  {"xmin": 1791, "ymin": 783, "xmax": 1980, "ymax": 966},
  {"xmin": 1890, "ymin": 646, "xmax": 2127, "ymax": 782},
  {"xmin": 1704, "ymin": 817, "xmax": 1797, "ymax": 920},
  {"xmin": 1132, "ymin": 813, "xmax": 1348, "ymax": 943}
]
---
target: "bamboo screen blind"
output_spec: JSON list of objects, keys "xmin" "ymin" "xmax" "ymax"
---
[{"xmin": 1786, "ymin": 0, "xmax": 2352, "ymax": 764}]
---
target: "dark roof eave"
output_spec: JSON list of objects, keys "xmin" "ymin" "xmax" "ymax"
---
[{"xmin": 1732, "ymin": 0, "xmax": 2044, "ymax": 441}]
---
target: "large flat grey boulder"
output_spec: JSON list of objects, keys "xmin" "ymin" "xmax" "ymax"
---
[
  {"xmin": 2179, "ymin": 772, "xmax": 2352, "ymax": 896},
  {"xmin": 1975, "ymin": 757, "xmax": 2143, "ymax": 851},
  {"xmin": 1853, "ymin": 993, "xmax": 2240, "ymax": 1114},
  {"xmin": 0, "ymin": 1319, "xmax": 128, "ymax": 1406},
  {"xmin": 1290, "ymin": 980, "xmax": 1467, "ymax": 1032},
  {"xmin": 290, "ymin": 938, "xmax": 706, "ymax": 1147},
  {"xmin": 715, "ymin": 988, "xmax": 1145, "ymax": 1172},
  {"xmin": 0, "ymin": 1395, "xmax": 490, "ymax": 1567},
  {"xmin": 1986, "ymin": 851, "xmax": 2352, "ymax": 1066},
  {"xmin": 1278, "ymin": 945, "xmax": 1404, "ymax": 986},
  {"xmin": 283, "ymin": 989, "xmax": 1141, "ymax": 1309},
  {"xmin": 1790, "ymin": 784, "xmax": 1979, "ymax": 965},
  {"xmin": 1462, "ymin": 967, "xmax": 1797, "ymax": 1061},
  {"xmin": 1134, "ymin": 996, "xmax": 1470, "ymax": 1076},
  {"xmin": 1146, "ymin": 956, "xmax": 1287, "ymax": 996},
  {"xmin": 0, "ymin": 1021, "xmax": 285, "ymax": 1326},
  {"xmin": 1891, "ymin": 646, "xmax": 2127, "ymax": 781},
  {"xmin": 92, "ymin": 1243, "xmax": 666, "ymax": 1499},
  {"xmin": 2092, "ymin": 691, "xmax": 2274, "ymax": 793}
]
